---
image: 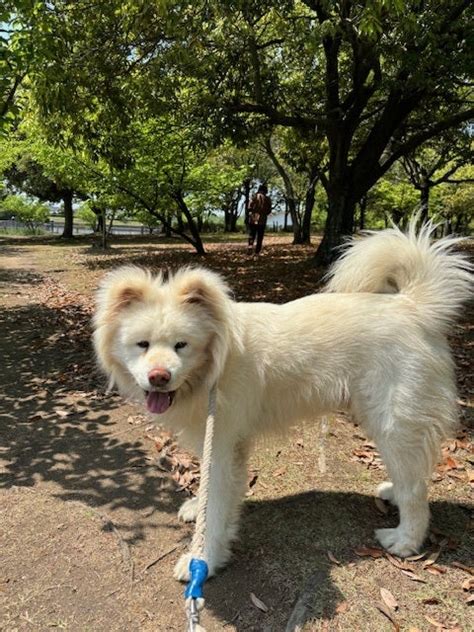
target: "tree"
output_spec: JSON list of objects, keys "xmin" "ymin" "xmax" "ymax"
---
[
  {"xmin": 365, "ymin": 168, "xmax": 419, "ymax": 227},
  {"xmin": 437, "ymin": 165, "xmax": 474, "ymax": 234},
  {"xmin": 17, "ymin": 1, "xmax": 474, "ymax": 262},
  {"xmin": 262, "ymin": 127, "xmax": 324, "ymax": 244},
  {"xmin": 401, "ymin": 131, "xmax": 473, "ymax": 223},
  {"xmin": 214, "ymin": 0, "xmax": 474, "ymax": 262},
  {"xmin": 0, "ymin": 2, "xmax": 30, "ymax": 131},
  {"xmin": 0, "ymin": 194, "xmax": 49, "ymax": 232},
  {"xmin": 4, "ymin": 156, "xmax": 78, "ymax": 238},
  {"xmin": 188, "ymin": 143, "xmax": 251, "ymax": 233}
]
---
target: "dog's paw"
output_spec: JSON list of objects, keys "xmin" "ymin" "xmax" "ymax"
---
[
  {"xmin": 174, "ymin": 552, "xmax": 193, "ymax": 582},
  {"xmin": 178, "ymin": 497, "xmax": 199, "ymax": 523},
  {"xmin": 377, "ymin": 482, "xmax": 395, "ymax": 504},
  {"xmin": 375, "ymin": 527, "xmax": 419, "ymax": 558},
  {"xmin": 174, "ymin": 551, "xmax": 222, "ymax": 582}
]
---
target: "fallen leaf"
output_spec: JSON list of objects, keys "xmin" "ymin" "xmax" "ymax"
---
[
  {"xmin": 423, "ymin": 548, "xmax": 441, "ymax": 567},
  {"xmin": 272, "ymin": 467, "xmax": 287, "ymax": 477},
  {"xmin": 424, "ymin": 614, "xmax": 445, "ymax": 628},
  {"xmin": 380, "ymin": 587, "xmax": 398, "ymax": 611},
  {"xmin": 375, "ymin": 602, "xmax": 400, "ymax": 630},
  {"xmin": 354, "ymin": 546, "xmax": 384, "ymax": 558},
  {"xmin": 400, "ymin": 569, "xmax": 427, "ymax": 583},
  {"xmin": 461, "ymin": 577, "xmax": 474, "ymax": 591},
  {"xmin": 438, "ymin": 455, "xmax": 462, "ymax": 472},
  {"xmin": 250, "ymin": 592, "xmax": 269, "ymax": 613},
  {"xmin": 327, "ymin": 551, "xmax": 341, "ymax": 565},
  {"xmin": 385, "ymin": 553, "xmax": 409, "ymax": 570},
  {"xmin": 447, "ymin": 471, "xmax": 465, "ymax": 480},
  {"xmin": 466, "ymin": 594, "xmax": 474, "ymax": 605},
  {"xmin": 425, "ymin": 565, "xmax": 447, "ymax": 576},
  {"xmin": 446, "ymin": 440, "xmax": 457, "ymax": 453}
]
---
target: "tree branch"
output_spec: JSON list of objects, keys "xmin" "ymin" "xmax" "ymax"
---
[
  {"xmin": 227, "ymin": 101, "xmax": 323, "ymax": 130},
  {"xmin": 382, "ymin": 107, "xmax": 474, "ymax": 171},
  {"xmin": 1, "ymin": 72, "xmax": 26, "ymax": 118}
]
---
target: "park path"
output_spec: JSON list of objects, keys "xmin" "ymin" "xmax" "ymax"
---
[
  {"xmin": 0, "ymin": 244, "xmax": 238, "ymax": 632},
  {"xmin": 1, "ymin": 239, "xmax": 472, "ymax": 632}
]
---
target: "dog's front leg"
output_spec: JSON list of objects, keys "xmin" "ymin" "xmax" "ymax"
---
[{"xmin": 174, "ymin": 438, "xmax": 249, "ymax": 581}]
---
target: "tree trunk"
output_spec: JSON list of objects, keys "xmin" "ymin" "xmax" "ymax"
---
[
  {"xmin": 243, "ymin": 179, "xmax": 250, "ymax": 226},
  {"xmin": 62, "ymin": 189, "xmax": 74, "ymax": 238},
  {"xmin": 164, "ymin": 211, "xmax": 172, "ymax": 237},
  {"xmin": 289, "ymin": 197, "xmax": 303, "ymax": 244},
  {"xmin": 223, "ymin": 200, "xmax": 233, "ymax": 232},
  {"xmin": 229, "ymin": 208, "xmax": 238, "ymax": 232},
  {"xmin": 264, "ymin": 138, "xmax": 303, "ymax": 244},
  {"xmin": 419, "ymin": 184, "xmax": 430, "ymax": 224},
  {"xmin": 107, "ymin": 208, "xmax": 116, "ymax": 234},
  {"xmin": 174, "ymin": 191, "xmax": 205, "ymax": 255},
  {"xmin": 101, "ymin": 207, "xmax": 108, "ymax": 249},
  {"xmin": 313, "ymin": 189, "xmax": 356, "ymax": 266},
  {"xmin": 300, "ymin": 171, "xmax": 318, "ymax": 244},
  {"xmin": 284, "ymin": 200, "xmax": 290, "ymax": 231},
  {"xmin": 176, "ymin": 208, "xmax": 184, "ymax": 232},
  {"xmin": 358, "ymin": 195, "xmax": 367, "ymax": 231},
  {"xmin": 224, "ymin": 208, "xmax": 231, "ymax": 232},
  {"xmin": 91, "ymin": 204, "xmax": 104, "ymax": 233}
]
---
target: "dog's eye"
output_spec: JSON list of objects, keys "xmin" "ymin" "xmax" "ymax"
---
[
  {"xmin": 174, "ymin": 341, "xmax": 187, "ymax": 351},
  {"xmin": 137, "ymin": 341, "xmax": 150, "ymax": 350}
]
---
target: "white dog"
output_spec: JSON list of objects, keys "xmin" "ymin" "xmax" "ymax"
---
[{"xmin": 93, "ymin": 221, "xmax": 472, "ymax": 580}]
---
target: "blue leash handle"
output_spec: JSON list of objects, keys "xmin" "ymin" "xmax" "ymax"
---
[{"xmin": 184, "ymin": 558, "xmax": 209, "ymax": 599}]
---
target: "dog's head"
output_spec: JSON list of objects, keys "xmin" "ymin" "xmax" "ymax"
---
[{"xmin": 93, "ymin": 266, "xmax": 231, "ymax": 414}]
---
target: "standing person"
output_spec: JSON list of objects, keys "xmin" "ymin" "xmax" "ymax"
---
[{"xmin": 247, "ymin": 183, "xmax": 271, "ymax": 255}]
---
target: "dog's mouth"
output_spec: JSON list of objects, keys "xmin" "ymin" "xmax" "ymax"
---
[{"xmin": 145, "ymin": 390, "xmax": 176, "ymax": 414}]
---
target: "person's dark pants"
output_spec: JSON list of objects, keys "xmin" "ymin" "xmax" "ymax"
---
[{"xmin": 248, "ymin": 224, "xmax": 266, "ymax": 254}]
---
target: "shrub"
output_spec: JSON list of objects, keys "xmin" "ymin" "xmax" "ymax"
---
[{"xmin": 0, "ymin": 195, "xmax": 50, "ymax": 232}]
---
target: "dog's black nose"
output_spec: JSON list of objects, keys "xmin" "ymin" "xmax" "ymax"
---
[{"xmin": 148, "ymin": 368, "xmax": 171, "ymax": 386}]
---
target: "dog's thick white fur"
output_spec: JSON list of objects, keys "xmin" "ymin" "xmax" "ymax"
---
[{"xmin": 93, "ymin": 221, "xmax": 472, "ymax": 580}]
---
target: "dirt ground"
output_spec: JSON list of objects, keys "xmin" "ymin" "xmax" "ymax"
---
[{"xmin": 0, "ymin": 233, "xmax": 472, "ymax": 632}]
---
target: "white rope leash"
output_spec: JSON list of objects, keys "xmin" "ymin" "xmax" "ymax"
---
[
  {"xmin": 184, "ymin": 384, "xmax": 217, "ymax": 632},
  {"xmin": 191, "ymin": 383, "xmax": 217, "ymax": 559}
]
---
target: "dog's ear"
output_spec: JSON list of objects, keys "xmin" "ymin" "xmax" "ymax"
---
[
  {"xmin": 95, "ymin": 266, "xmax": 153, "ymax": 317},
  {"xmin": 173, "ymin": 268, "xmax": 231, "ymax": 384},
  {"xmin": 114, "ymin": 285, "xmax": 144, "ymax": 309},
  {"xmin": 181, "ymin": 282, "xmax": 215, "ymax": 307},
  {"xmin": 175, "ymin": 268, "xmax": 230, "ymax": 312}
]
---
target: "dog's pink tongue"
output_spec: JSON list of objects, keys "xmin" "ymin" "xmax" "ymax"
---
[{"xmin": 146, "ymin": 391, "xmax": 171, "ymax": 414}]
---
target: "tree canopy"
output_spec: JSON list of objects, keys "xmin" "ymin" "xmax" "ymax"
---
[{"xmin": 1, "ymin": 1, "xmax": 472, "ymax": 258}]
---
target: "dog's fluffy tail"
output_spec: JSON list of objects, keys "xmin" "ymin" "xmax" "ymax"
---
[{"xmin": 325, "ymin": 219, "xmax": 473, "ymax": 334}]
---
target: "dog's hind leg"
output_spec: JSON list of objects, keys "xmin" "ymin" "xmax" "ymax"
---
[{"xmin": 373, "ymin": 427, "xmax": 432, "ymax": 557}]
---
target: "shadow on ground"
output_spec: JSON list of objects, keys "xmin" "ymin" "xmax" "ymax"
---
[
  {"xmin": 0, "ymin": 299, "xmax": 181, "ymax": 546},
  {"xmin": 80, "ymin": 241, "xmax": 325, "ymax": 303},
  {"xmin": 0, "ymin": 267, "xmax": 43, "ymax": 287},
  {"xmin": 201, "ymin": 491, "xmax": 472, "ymax": 630}
]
